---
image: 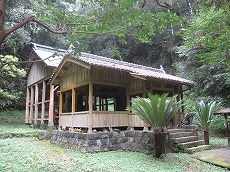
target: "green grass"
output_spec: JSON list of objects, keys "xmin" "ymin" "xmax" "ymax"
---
[
  {"xmin": 0, "ymin": 135, "xmax": 229, "ymax": 172},
  {"xmin": 210, "ymin": 136, "xmax": 229, "ymax": 149},
  {"xmin": 0, "ymin": 110, "xmax": 229, "ymax": 171},
  {"xmin": 0, "ymin": 125, "xmax": 39, "ymax": 133}
]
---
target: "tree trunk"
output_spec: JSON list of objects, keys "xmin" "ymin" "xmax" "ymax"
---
[
  {"xmin": 0, "ymin": 0, "xmax": 6, "ymax": 45},
  {"xmin": 204, "ymin": 129, "xmax": 209, "ymax": 145},
  {"xmin": 155, "ymin": 128, "xmax": 167, "ymax": 158},
  {"xmin": 0, "ymin": 0, "xmax": 6, "ymax": 31}
]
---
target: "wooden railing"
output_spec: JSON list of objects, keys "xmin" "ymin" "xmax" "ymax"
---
[{"xmin": 92, "ymin": 111, "xmax": 129, "ymax": 128}]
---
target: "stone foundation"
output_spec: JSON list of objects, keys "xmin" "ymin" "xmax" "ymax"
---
[{"xmin": 51, "ymin": 130, "xmax": 172, "ymax": 154}]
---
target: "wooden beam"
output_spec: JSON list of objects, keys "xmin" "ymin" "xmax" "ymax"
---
[
  {"xmin": 34, "ymin": 84, "xmax": 39, "ymax": 125},
  {"xmin": 88, "ymin": 70, "xmax": 93, "ymax": 133},
  {"xmin": 29, "ymin": 86, "xmax": 34, "ymax": 123},
  {"xmin": 41, "ymin": 81, "xmax": 46, "ymax": 125},
  {"xmin": 67, "ymin": 58, "xmax": 91, "ymax": 70},
  {"xmin": 59, "ymin": 91, "xmax": 63, "ymax": 128},
  {"xmin": 143, "ymin": 81, "xmax": 149, "ymax": 131},
  {"xmin": 126, "ymin": 85, "xmax": 132, "ymax": 130},
  {"xmin": 72, "ymin": 88, "xmax": 76, "ymax": 129},
  {"xmin": 25, "ymin": 87, "xmax": 30, "ymax": 123},
  {"xmin": 48, "ymin": 85, "xmax": 54, "ymax": 126}
]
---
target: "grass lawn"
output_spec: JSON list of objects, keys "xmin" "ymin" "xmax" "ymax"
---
[
  {"xmin": 0, "ymin": 111, "xmax": 229, "ymax": 172},
  {"xmin": 0, "ymin": 128, "xmax": 229, "ymax": 172}
]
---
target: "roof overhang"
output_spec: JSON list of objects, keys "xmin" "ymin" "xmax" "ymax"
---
[{"xmin": 50, "ymin": 54, "xmax": 91, "ymax": 85}]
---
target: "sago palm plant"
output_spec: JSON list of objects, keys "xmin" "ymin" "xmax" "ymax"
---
[
  {"xmin": 131, "ymin": 93, "xmax": 181, "ymax": 133},
  {"xmin": 131, "ymin": 93, "xmax": 181, "ymax": 157},
  {"xmin": 194, "ymin": 100, "xmax": 220, "ymax": 145}
]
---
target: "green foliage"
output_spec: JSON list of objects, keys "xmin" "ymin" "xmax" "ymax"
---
[
  {"xmin": 178, "ymin": 3, "xmax": 230, "ymax": 66},
  {"xmin": 0, "ymin": 55, "xmax": 26, "ymax": 108},
  {"xmin": 0, "ymin": 109, "xmax": 25, "ymax": 125},
  {"xmin": 209, "ymin": 115, "xmax": 226, "ymax": 135},
  {"xmin": 174, "ymin": 55, "xmax": 230, "ymax": 106},
  {"xmin": 37, "ymin": 0, "xmax": 183, "ymax": 44},
  {"xmin": 193, "ymin": 100, "xmax": 221, "ymax": 131},
  {"xmin": 131, "ymin": 93, "xmax": 181, "ymax": 133}
]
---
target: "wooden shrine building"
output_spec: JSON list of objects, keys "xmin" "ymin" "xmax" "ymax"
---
[
  {"xmin": 25, "ymin": 43, "xmax": 65, "ymax": 127},
  {"xmin": 25, "ymin": 43, "xmax": 194, "ymax": 132}
]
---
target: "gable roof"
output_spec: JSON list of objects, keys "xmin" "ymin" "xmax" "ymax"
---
[
  {"xmin": 81, "ymin": 53, "xmax": 194, "ymax": 86},
  {"xmin": 51, "ymin": 52, "xmax": 195, "ymax": 87},
  {"xmin": 31, "ymin": 43, "xmax": 66, "ymax": 67}
]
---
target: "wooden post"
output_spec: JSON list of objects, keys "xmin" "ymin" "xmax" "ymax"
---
[
  {"xmin": 29, "ymin": 86, "xmax": 34, "ymax": 123},
  {"xmin": 34, "ymin": 84, "xmax": 39, "ymax": 125},
  {"xmin": 72, "ymin": 88, "xmax": 76, "ymax": 129},
  {"xmin": 126, "ymin": 86, "xmax": 132, "ymax": 130},
  {"xmin": 143, "ymin": 81, "xmax": 149, "ymax": 131},
  {"xmin": 48, "ymin": 85, "xmax": 54, "ymax": 127},
  {"xmin": 25, "ymin": 87, "xmax": 30, "ymax": 123},
  {"xmin": 59, "ymin": 91, "xmax": 63, "ymax": 129},
  {"xmin": 41, "ymin": 81, "xmax": 46, "ymax": 125},
  {"xmin": 88, "ymin": 71, "xmax": 93, "ymax": 133}
]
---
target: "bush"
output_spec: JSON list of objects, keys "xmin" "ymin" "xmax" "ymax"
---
[{"xmin": 0, "ymin": 108, "xmax": 25, "ymax": 125}]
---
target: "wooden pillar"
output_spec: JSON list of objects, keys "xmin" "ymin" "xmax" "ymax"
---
[
  {"xmin": 25, "ymin": 87, "xmax": 30, "ymax": 123},
  {"xmin": 72, "ymin": 88, "xmax": 76, "ymax": 129},
  {"xmin": 41, "ymin": 81, "xmax": 46, "ymax": 125},
  {"xmin": 29, "ymin": 86, "xmax": 34, "ymax": 123},
  {"xmin": 180, "ymin": 87, "xmax": 184, "ymax": 113},
  {"xmin": 126, "ymin": 85, "xmax": 132, "ymax": 130},
  {"xmin": 88, "ymin": 71, "xmax": 93, "ymax": 133},
  {"xmin": 143, "ymin": 81, "xmax": 149, "ymax": 131},
  {"xmin": 34, "ymin": 84, "xmax": 39, "ymax": 125},
  {"xmin": 224, "ymin": 114, "xmax": 230, "ymax": 146},
  {"xmin": 48, "ymin": 85, "xmax": 54, "ymax": 126},
  {"xmin": 59, "ymin": 91, "xmax": 63, "ymax": 129}
]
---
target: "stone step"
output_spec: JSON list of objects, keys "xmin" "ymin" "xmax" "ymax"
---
[
  {"xmin": 182, "ymin": 125, "xmax": 195, "ymax": 129},
  {"xmin": 185, "ymin": 145, "xmax": 211, "ymax": 154},
  {"xmin": 172, "ymin": 136, "xmax": 198, "ymax": 144},
  {"xmin": 170, "ymin": 132, "xmax": 195, "ymax": 138},
  {"xmin": 168, "ymin": 129, "xmax": 197, "ymax": 134},
  {"xmin": 178, "ymin": 140, "xmax": 204, "ymax": 149}
]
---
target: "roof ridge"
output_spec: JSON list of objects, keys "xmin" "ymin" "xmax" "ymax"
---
[
  {"xmin": 31, "ymin": 42, "xmax": 67, "ymax": 53},
  {"xmin": 80, "ymin": 52, "xmax": 164, "ymax": 73}
]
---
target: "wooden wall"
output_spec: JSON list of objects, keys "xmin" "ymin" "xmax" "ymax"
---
[
  {"xmin": 60, "ymin": 63, "xmax": 90, "ymax": 90},
  {"xmin": 27, "ymin": 62, "xmax": 53, "ymax": 86},
  {"xmin": 129, "ymin": 78, "xmax": 145, "ymax": 95},
  {"xmin": 92, "ymin": 67, "xmax": 130, "ymax": 86}
]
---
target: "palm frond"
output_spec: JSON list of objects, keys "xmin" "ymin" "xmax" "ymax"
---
[
  {"xmin": 131, "ymin": 93, "xmax": 182, "ymax": 130},
  {"xmin": 194, "ymin": 100, "xmax": 221, "ymax": 130}
]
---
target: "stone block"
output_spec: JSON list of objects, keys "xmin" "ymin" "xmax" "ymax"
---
[
  {"xmin": 109, "ymin": 138, "xmax": 118, "ymax": 145},
  {"xmin": 100, "ymin": 138, "xmax": 109, "ymax": 145},
  {"xmin": 87, "ymin": 139, "xmax": 97, "ymax": 146},
  {"xmin": 118, "ymin": 137, "xmax": 128, "ymax": 143},
  {"xmin": 111, "ymin": 144, "xmax": 122, "ymax": 151},
  {"xmin": 68, "ymin": 138, "xmax": 75, "ymax": 145},
  {"xmin": 141, "ymin": 131, "xmax": 149, "ymax": 138},
  {"xmin": 128, "ymin": 130, "xmax": 135, "ymax": 137}
]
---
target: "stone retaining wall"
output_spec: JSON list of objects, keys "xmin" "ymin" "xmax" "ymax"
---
[{"xmin": 51, "ymin": 130, "xmax": 171, "ymax": 154}]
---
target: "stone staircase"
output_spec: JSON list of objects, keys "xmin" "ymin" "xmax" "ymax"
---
[{"xmin": 168, "ymin": 126, "xmax": 211, "ymax": 153}]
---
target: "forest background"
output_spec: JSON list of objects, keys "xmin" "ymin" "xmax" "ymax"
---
[{"xmin": 0, "ymin": 0, "xmax": 229, "ymax": 113}]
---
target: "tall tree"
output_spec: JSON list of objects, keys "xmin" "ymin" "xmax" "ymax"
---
[
  {"xmin": 178, "ymin": 2, "xmax": 230, "ymax": 67},
  {"xmin": 0, "ymin": 0, "xmax": 183, "ymax": 47}
]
